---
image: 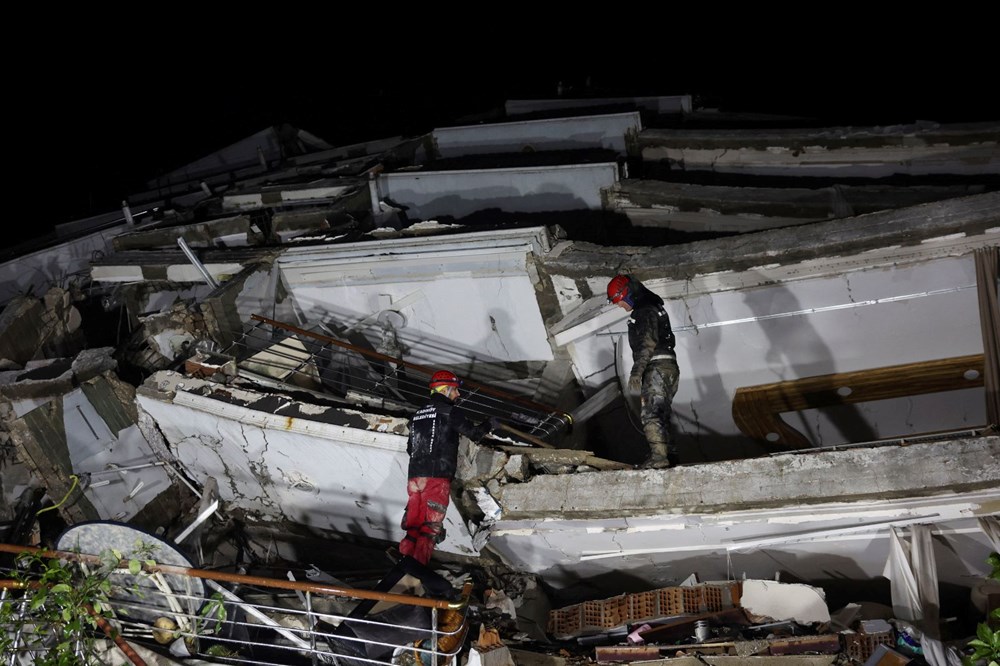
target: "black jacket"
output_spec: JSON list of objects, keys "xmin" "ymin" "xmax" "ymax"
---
[
  {"xmin": 627, "ymin": 280, "xmax": 676, "ymax": 378},
  {"xmin": 406, "ymin": 392, "xmax": 492, "ymax": 479}
]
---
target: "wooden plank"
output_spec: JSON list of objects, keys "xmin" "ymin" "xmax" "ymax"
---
[
  {"xmin": 732, "ymin": 354, "xmax": 985, "ymax": 451},
  {"xmin": 583, "ymin": 455, "xmax": 633, "ymax": 471}
]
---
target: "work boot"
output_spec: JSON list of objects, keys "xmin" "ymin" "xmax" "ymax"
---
[{"xmin": 639, "ymin": 456, "xmax": 673, "ymax": 469}]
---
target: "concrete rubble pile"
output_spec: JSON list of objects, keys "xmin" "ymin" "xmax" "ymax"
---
[{"xmin": 476, "ymin": 577, "xmax": 1000, "ymax": 666}]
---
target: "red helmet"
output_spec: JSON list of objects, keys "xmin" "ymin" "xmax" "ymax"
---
[
  {"xmin": 429, "ymin": 370, "xmax": 461, "ymax": 389},
  {"xmin": 607, "ymin": 274, "xmax": 631, "ymax": 305}
]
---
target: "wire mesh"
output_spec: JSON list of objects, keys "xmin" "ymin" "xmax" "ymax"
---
[{"xmin": 219, "ymin": 316, "xmax": 570, "ymax": 443}]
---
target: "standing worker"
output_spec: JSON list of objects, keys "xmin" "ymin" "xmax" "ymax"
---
[
  {"xmin": 607, "ymin": 274, "xmax": 680, "ymax": 468},
  {"xmin": 398, "ymin": 370, "xmax": 499, "ymax": 565}
]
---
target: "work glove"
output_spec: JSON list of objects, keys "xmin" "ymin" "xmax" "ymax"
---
[{"xmin": 628, "ymin": 373, "xmax": 642, "ymax": 394}]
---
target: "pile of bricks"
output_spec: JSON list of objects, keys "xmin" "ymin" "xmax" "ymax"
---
[
  {"xmin": 842, "ymin": 620, "xmax": 896, "ymax": 662},
  {"xmin": 548, "ymin": 582, "xmax": 742, "ymax": 639}
]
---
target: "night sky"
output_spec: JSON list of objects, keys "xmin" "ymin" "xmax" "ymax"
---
[{"xmin": 8, "ymin": 25, "xmax": 997, "ymax": 249}]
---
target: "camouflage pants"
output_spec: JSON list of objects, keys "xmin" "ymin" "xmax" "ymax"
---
[{"xmin": 640, "ymin": 357, "xmax": 680, "ymax": 462}]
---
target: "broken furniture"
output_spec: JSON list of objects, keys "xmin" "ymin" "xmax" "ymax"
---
[{"xmin": 732, "ymin": 354, "xmax": 986, "ymax": 450}]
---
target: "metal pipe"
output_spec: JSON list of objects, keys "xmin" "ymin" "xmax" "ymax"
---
[
  {"xmin": 203, "ymin": 579, "xmax": 317, "ymax": 654},
  {"xmin": 86, "ymin": 461, "xmax": 168, "ymax": 476},
  {"xmin": 85, "ymin": 601, "xmax": 149, "ymax": 666},
  {"xmin": 497, "ymin": 423, "xmax": 553, "ymax": 449},
  {"xmin": 173, "ymin": 498, "xmax": 219, "ymax": 544},
  {"xmin": 0, "ymin": 543, "xmax": 461, "ymax": 610},
  {"xmin": 177, "ymin": 237, "xmax": 219, "ymax": 289},
  {"xmin": 251, "ymin": 314, "xmax": 571, "ymax": 423}
]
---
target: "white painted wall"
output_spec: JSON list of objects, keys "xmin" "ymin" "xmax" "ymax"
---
[
  {"xmin": 571, "ymin": 254, "xmax": 987, "ymax": 449},
  {"xmin": 376, "ymin": 163, "xmax": 619, "ymax": 220},
  {"xmin": 486, "ymin": 492, "xmax": 997, "ymax": 595},
  {"xmin": 135, "ymin": 389, "xmax": 478, "ymax": 557},
  {"xmin": 423, "ymin": 112, "xmax": 641, "ymax": 160},
  {"xmin": 278, "ymin": 230, "xmax": 555, "ymax": 365}
]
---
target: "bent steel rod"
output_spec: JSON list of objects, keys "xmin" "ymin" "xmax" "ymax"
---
[{"xmin": 250, "ymin": 314, "xmax": 572, "ymax": 425}]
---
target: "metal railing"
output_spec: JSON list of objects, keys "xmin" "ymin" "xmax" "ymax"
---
[
  {"xmin": 216, "ymin": 315, "xmax": 572, "ymax": 444},
  {"xmin": 1, "ymin": 542, "xmax": 471, "ymax": 666}
]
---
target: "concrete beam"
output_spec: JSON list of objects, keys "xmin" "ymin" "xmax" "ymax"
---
[{"xmin": 497, "ymin": 436, "xmax": 1000, "ymax": 519}]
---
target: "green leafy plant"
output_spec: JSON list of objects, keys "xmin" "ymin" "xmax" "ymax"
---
[
  {"xmin": 965, "ymin": 552, "xmax": 1000, "ymax": 666},
  {"xmin": 179, "ymin": 591, "xmax": 234, "ymax": 655},
  {"xmin": 0, "ymin": 542, "xmax": 156, "ymax": 665}
]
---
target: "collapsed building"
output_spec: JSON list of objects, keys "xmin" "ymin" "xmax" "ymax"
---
[{"xmin": 1, "ymin": 93, "xmax": 998, "ymax": 665}]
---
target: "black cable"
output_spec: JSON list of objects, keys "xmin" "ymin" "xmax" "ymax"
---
[{"xmin": 612, "ymin": 335, "xmax": 644, "ymax": 436}]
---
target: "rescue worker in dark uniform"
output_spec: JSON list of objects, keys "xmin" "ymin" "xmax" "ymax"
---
[
  {"xmin": 607, "ymin": 274, "xmax": 680, "ymax": 469},
  {"xmin": 398, "ymin": 370, "xmax": 499, "ymax": 564}
]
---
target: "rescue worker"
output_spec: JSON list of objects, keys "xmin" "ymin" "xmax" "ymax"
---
[
  {"xmin": 607, "ymin": 274, "xmax": 680, "ymax": 468},
  {"xmin": 398, "ymin": 370, "xmax": 499, "ymax": 565}
]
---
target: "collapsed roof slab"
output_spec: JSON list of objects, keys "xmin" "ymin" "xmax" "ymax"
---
[
  {"xmin": 150, "ymin": 126, "xmax": 333, "ymax": 190},
  {"xmin": 486, "ymin": 435, "xmax": 1000, "ymax": 596},
  {"xmin": 221, "ymin": 180, "xmax": 362, "ymax": 213},
  {"xmin": 639, "ymin": 120, "xmax": 1000, "ymax": 177},
  {"xmin": 504, "ymin": 95, "xmax": 692, "ymax": 117},
  {"xmin": 607, "ymin": 180, "xmax": 996, "ymax": 234},
  {"xmin": 375, "ymin": 162, "xmax": 619, "ymax": 221},
  {"xmin": 111, "ymin": 208, "xmax": 340, "ymax": 251},
  {"xmin": 545, "ymin": 191, "xmax": 1000, "ymax": 287},
  {"xmin": 90, "ymin": 248, "xmax": 275, "ymax": 284},
  {"xmin": 419, "ymin": 111, "xmax": 641, "ymax": 161}
]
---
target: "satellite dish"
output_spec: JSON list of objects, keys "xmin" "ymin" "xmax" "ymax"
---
[
  {"xmin": 376, "ymin": 309, "xmax": 406, "ymax": 329},
  {"xmin": 56, "ymin": 521, "xmax": 206, "ymax": 625}
]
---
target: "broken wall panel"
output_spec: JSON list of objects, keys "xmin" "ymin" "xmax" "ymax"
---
[
  {"xmin": 136, "ymin": 371, "xmax": 480, "ymax": 557},
  {"xmin": 277, "ymin": 228, "xmax": 557, "ymax": 367},
  {"xmin": 150, "ymin": 125, "xmax": 333, "ymax": 188},
  {"xmin": 7, "ymin": 371, "xmax": 177, "ymax": 526}
]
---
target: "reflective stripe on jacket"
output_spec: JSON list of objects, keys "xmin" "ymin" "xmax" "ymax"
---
[
  {"xmin": 628, "ymin": 304, "xmax": 676, "ymax": 379},
  {"xmin": 406, "ymin": 392, "xmax": 491, "ymax": 479}
]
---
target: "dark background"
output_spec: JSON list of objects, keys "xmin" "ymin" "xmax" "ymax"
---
[{"xmin": 7, "ymin": 24, "xmax": 998, "ymax": 248}]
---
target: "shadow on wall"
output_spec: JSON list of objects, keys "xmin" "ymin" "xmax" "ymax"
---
[
  {"xmin": 741, "ymin": 277, "xmax": 878, "ymax": 447},
  {"xmin": 676, "ymin": 291, "xmax": 760, "ymax": 463}
]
